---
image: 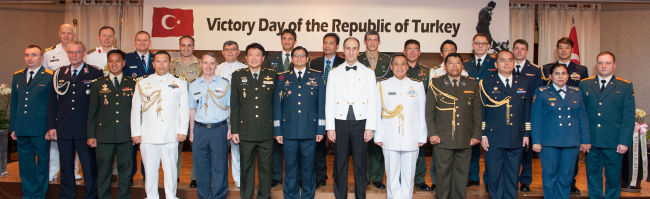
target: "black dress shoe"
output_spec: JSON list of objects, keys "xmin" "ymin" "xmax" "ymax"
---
[
  {"xmin": 372, "ymin": 181, "xmax": 386, "ymax": 189},
  {"xmin": 111, "ymin": 175, "xmax": 118, "ymax": 182},
  {"xmin": 431, "ymin": 184, "xmax": 436, "ymax": 191},
  {"xmin": 571, "ymin": 185, "xmax": 581, "ymax": 194},
  {"xmin": 415, "ymin": 182, "xmax": 431, "ymax": 191},
  {"xmin": 466, "ymin": 180, "xmax": 480, "ymax": 187},
  {"xmin": 271, "ymin": 179, "xmax": 282, "ymax": 187},
  {"xmin": 520, "ymin": 183, "xmax": 531, "ymax": 192},
  {"xmin": 315, "ymin": 179, "xmax": 326, "ymax": 188},
  {"xmin": 299, "ymin": 180, "xmax": 302, "ymax": 188},
  {"xmin": 190, "ymin": 180, "xmax": 197, "ymax": 188},
  {"xmin": 485, "ymin": 185, "xmax": 489, "ymax": 193}
]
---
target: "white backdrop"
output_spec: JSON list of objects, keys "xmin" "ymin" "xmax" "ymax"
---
[{"xmin": 143, "ymin": 0, "xmax": 509, "ymax": 53}]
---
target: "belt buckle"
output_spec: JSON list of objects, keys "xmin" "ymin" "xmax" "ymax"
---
[{"xmin": 206, "ymin": 124, "xmax": 212, "ymax": 129}]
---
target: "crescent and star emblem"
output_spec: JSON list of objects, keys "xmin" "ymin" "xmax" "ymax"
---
[{"xmin": 161, "ymin": 15, "xmax": 180, "ymax": 30}]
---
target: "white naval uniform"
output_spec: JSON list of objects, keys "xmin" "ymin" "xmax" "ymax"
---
[
  {"xmin": 429, "ymin": 63, "xmax": 469, "ymax": 78},
  {"xmin": 375, "ymin": 77, "xmax": 427, "ymax": 199},
  {"xmin": 131, "ymin": 73, "xmax": 189, "ymax": 199},
  {"xmin": 215, "ymin": 60, "xmax": 247, "ymax": 187},
  {"xmin": 85, "ymin": 47, "xmax": 116, "ymax": 76},
  {"xmin": 42, "ymin": 43, "xmax": 70, "ymax": 71},
  {"xmin": 324, "ymin": 61, "xmax": 377, "ymax": 131}
]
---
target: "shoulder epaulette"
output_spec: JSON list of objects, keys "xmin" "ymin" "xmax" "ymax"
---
[
  {"xmin": 264, "ymin": 68, "xmax": 276, "ymax": 72},
  {"xmin": 539, "ymin": 86, "xmax": 548, "ymax": 91},
  {"xmin": 332, "ymin": 63, "xmax": 343, "ymax": 69},
  {"xmin": 87, "ymin": 64, "xmax": 102, "ymax": 71},
  {"xmin": 361, "ymin": 63, "xmax": 371, "ymax": 69},
  {"xmin": 463, "ymin": 59, "xmax": 472, "ymax": 63},
  {"xmin": 569, "ymin": 86, "xmax": 579, "ymax": 91},
  {"xmin": 309, "ymin": 68, "xmax": 322, "ymax": 73},
  {"xmin": 489, "ymin": 54, "xmax": 496, "ymax": 59},
  {"xmin": 172, "ymin": 74, "xmax": 187, "ymax": 81},
  {"xmin": 123, "ymin": 76, "xmax": 134, "ymax": 81},
  {"xmin": 45, "ymin": 45, "xmax": 56, "ymax": 51},
  {"xmin": 433, "ymin": 76, "xmax": 441, "ymax": 79},
  {"xmin": 432, "ymin": 65, "xmax": 441, "ymax": 69},
  {"xmin": 410, "ymin": 77, "xmax": 422, "ymax": 82},
  {"xmin": 581, "ymin": 76, "xmax": 596, "ymax": 81},
  {"xmin": 277, "ymin": 70, "xmax": 290, "ymax": 75},
  {"xmin": 615, "ymin": 77, "xmax": 630, "ymax": 83},
  {"xmin": 91, "ymin": 76, "xmax": 104, "ymax": 83},
  {"xmin": 44, "ymin": 69, "xmax": 53, "ymax": 75},
  {"xmin": 378, "ymin": 77, "xmax": 389, "ymax": 82},
  {"xmin": 86, "ymin": 48, "xmax": 96, "ymax": 55},
  {"xmin": 171, "ymin": 57, "xmax": 181, "ymax": 63},
  {"xmin": 14, "ymin": 69, "xmax": 25, "ymax": 75},
  {"xmin": 234, "ymin": 68, "xmax": 246, "ymax": 73},
  {"xmin": 466, "ymin": 76, "xmax": 475, "ymax": 80},
  {"xmin": 189, "ymin": 78, "xmax": 198, "ymax": 83},
  {"xmin": 418, "ymin": 63, "xmax": 428, "ymax": 69},
  {"xmin": 531, "ymin": 63, "xmax": 541, "ymax": 68},
  {"xmin": 135, "ymin": 75, "xmax": 149, "ymax": 82}
]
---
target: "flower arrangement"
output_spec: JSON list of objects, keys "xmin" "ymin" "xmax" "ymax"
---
[
  {"xmin": 0, "ymin": 84, "xmax": 10, "ymax": 128},
  {"xmin": 631, "ymin": 108, "xmax": 648, "ymax": 185},
  {"xmin": 637, "ymin": 109, "xmax": 648, "ymax": 140}
]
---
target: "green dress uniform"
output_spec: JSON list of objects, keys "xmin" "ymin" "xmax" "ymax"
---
[
  {"xmin": 406, "ymin": 62, "xmax": 431, "ymax": 186},
  {"xmin": 426, "ymin": 75, "xmax": 482, "ymax": 199},
  {"xmin": 87, "ymin": 74, "xmax": 136, "ymax": 199},
  {"xmin": 231, "ymin": 67, "xmax": 277, "ymax": 199},
  {"xmin": 170, "ymin": 56, "xmax": 201, "ymax": 181},
  {"xmin": 358, "ymin": 51, "xmax": 391, "ymax": 184}
]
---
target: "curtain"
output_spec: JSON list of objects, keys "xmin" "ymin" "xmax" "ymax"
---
[
  {"xmin": 64, "ymin": 1, "xmax": 120, "ymax": 51},
  {"xmin": 538, "ymin": 4, "xmax": 601, "ymax": 75},
  {"xmin": 509, "ymin": 4, "xmax": 535, "ymax": 62},
  {"xmin": 120, "ymin": 1, "xmax": 143, "ymax": 53}
]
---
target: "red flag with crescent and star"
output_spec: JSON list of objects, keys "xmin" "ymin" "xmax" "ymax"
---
[
  {"xmin": 152, "ymin": 7, "xmax": 194, "ymax": 37},
  {"xmin": 569, "ymin": 17, "xmax": 580, "ymax": 64}
]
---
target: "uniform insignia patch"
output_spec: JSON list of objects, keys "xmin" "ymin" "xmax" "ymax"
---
[
  {"xmin": 263, "ymin": 81, "xmax": 273, "ymax": 84},
  {"xmin": 444, "ymin": 79, "xmax": 449, "ymax": 86},
  {"xmin": 488, "ymin": 68, "xmax": 497, "ymax": 71},
  {"xmin": 241, "ymin": 77, "xmax": 248, "ymax": 83},
  {"xmin": 549, "ymin": 98, "xmax": 556, "ymax": 101},
  {"xmin": 570, "ymin": 72, "xmax": 580, "ymax": 80},
  {"xmin": 264, "ymin": 76, "xmax": 273, "ymax": 80},
  {"xmin": 464, "ymin": 90, "xmax": 474, "ymax": 94},
  {"xmin": 169, "ymin": 84, "xmax": 179, "ymax": 89},
  {"xmin": 526, "ymin": 73, "xmax": 535, "ymax": 76},
  {"xmin": 100, "ymin": 84, "xmax": 111, "ymax": 93},
  {"xmin": 407, "ymin": 87, "xmax": 416, "ymax": 97},
  {"xmin": 388, "ymin": 92, "xmax": 396, "ymax": 95},
  {"xmin": 461, "ymin": 80, "xmax": 466, "ymax": 86}
]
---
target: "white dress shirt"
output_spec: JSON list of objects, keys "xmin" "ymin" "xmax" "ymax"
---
[
  {"xmin": 497, "ymin": 73, "xmax": 513, "ymax": 88},
  {"xmin": 26, "ymin": 66, "xmax": 42, "ymax": 83},
  {"xmin": 475, "ymin": 54, "xmax": 488, "ymax": 66},
  {"xmin": 216, "ymin": 61, "xmax": 248, "ymax": 81},
  {"xmin": 552, "ymin": 83, "xmax": 568, "ymax": 99},
  {"xmin": 294, "ymin": 67, "xmax": 306, "ymax": 79},
  {"xmin": 598, "ymin": 75, "xmax": 613, "ymax": 88}
]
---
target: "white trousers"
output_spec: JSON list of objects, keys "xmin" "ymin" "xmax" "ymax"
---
[
  {"xmin": 230, "ymin": 140, "xmax": 241, "ymax": 186},
  {"xmin": 383, "ymin": 149, "xmax": 418, "ymax": 199},
  {"xmin": 141, "ymin": 142, "xmax": 179, "ymax": 199},
  {"xmin": 49, "ymin": 141, "xmax": 82, "ymax": 181}
]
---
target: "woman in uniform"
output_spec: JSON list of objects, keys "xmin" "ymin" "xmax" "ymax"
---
[{"xmin": 531, "ymin": 63, "xmax": 591, "ymax": 199}]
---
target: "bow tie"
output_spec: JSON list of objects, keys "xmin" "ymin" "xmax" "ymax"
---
[{"xmin": 346, "ymin": 66, "xmax": 357, "ymax": 71}]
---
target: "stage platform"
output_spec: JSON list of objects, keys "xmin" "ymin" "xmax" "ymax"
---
[{"xmin": 1, "ymin": 152, "xmax": 650, "ymax": 198}]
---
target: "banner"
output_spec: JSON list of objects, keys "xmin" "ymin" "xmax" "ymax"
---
[{"xmin": 143, "ymin": 0, "xmax": 509, "ymax": 53}]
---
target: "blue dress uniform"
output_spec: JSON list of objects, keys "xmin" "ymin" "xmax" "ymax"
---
[
  {"xmin": 188, "ymin": 76, "xmax": 231, "ymax": 199},
  {"xmin": 47, "ymin": 63, "xmax": 104, "ymax": 199},
  {"xmin": 479, "ymin": 75, "xmax": 531, "ymax": 198},
  {"xmin": 9, "ymin": 67, "xmax": 53, "ymax": 199},
  {"xmin": 273, "ymin": 68, "xmax": 326, "ymax": 199},
  {"xmin": 123, "ymin": 50, "xmax": 154, "ymax": 181},
  {"xmin": 463, "ymin": 55, "xmax": 497, "ymax": 184},
  {"xmin": 579, "ymin": 76, "xmax": 635, "ymax": 199},
  {"xmin": 531, "ymin": 84, "xmax": 590, "ymax": 199},
  {"xmin": 513, "ymin": 60, "xmax": 544, "ymax": 186}
]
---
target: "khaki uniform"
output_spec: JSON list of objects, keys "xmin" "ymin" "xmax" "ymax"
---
[{"xmin": 170, "ymin": 55, "xmax": 201, "ymax": 180}]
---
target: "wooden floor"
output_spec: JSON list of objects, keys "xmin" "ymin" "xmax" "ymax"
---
[{"xmin": 1, "ymin": 152, "xmax": 650, "ymax": 198}]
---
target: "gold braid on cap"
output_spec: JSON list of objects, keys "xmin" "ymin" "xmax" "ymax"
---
[
  {"xmin": 429, "ymin": 80, "xmax": 458, "ymax": 139},
  {"xmin": 478, "ymin": 79, "xmax": 511, "ymax": 125},
  {"xmin": 205, "ymin": 81, "xmax": 230, "ymax": 115},
  {"xmin": 136, "ymin": 83, "xmax": 163, "ymax": 117},
  {"xmin": 378, "ymin": 81, "xmax": 405, "ymax": 136}
]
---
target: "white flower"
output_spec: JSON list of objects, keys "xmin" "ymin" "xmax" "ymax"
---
[{"xmin": 0, "ymin": 84, "xmax": 9, "ymax": 95}]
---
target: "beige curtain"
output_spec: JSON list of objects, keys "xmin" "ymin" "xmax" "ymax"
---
[
  {"xmin": 509, "ymin": 4, "xmax": 535, "ymax": 62},
  {"xmin": 538, "ymin": 4, "xmax": 601, "ymax": 75},
  {"xmin": 64, "ymin": 1, "xmax": 120, "ymax": 51},
  {"xmin": 120, "ymin": 1, "xmax": 143, "ymax": 53}
]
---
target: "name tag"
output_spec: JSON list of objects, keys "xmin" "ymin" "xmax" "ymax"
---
[
  {"xmin": 549, "ymin": 98, "xmax": 556, "ymax": 101},
  {"xmin": 130, "ymin": 66, "xmax": 138, "ymax": 68},
  {"xmin": 145, "ymin": 87, "xmax": 152, "ymax": 89},
  {"xmin": 388, "ymin": 92, "xmax": 396, "ymax": 95},
  {"xmin": 516, "ymin": 90, "xmax": 526, "ymax": 94},
  {"xmin": 194, "ymin": 92, "xmax": 201, "ymax": 95},
  {"xmin": 50, "ymin": 59, "xmax": 59, "ymax": 62}
]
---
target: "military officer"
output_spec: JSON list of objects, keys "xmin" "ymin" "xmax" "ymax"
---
[
  {"xmin": 171, "ymin": 35, "xmax": 200, "ymax": 186},
  {"xmin": 532, "ymin": 63, "xmax": 591, "ymax": 199},
  {"xmin": 10, "ymin": 45, "xmax": 53, "ymax": 199},
  {"xmin": 123, "ymin": 31, "xmax": 154, "ymax": 182},
  {"xmin": 87, "ymin": 50, "xmax": 135, "ymax": 199},
  {"xmin": 357, "ymin": 30, "xmax": 388, "ymax": 190},
  {"xmin": 375, "ymin": 55, "xmax": 427, "ymax": 199},
  {"xmin": 580, "ymin": 52, "xmax": 635, "ymax": 199},
  {"xmin": 480, "ymin": 50, "xmax": 531, "ymax": 198},
  {"xmin": 273, "ymin": 46, "xmax": 325, "ymax": 199},
  {"xmin": 326, "ymin": 37, "xmax": 377, "ymax": 199},
  {"xmin": 511, "ymin": 39, "xmax": 543, "ymax": 192},
  {"xmin": 463, "ymin": 33, "xmax": 496, "ymax": 187},
  {"xmin": 541, "ymin": 37, "xmax": 588, "ymax": 194},
  {"xmin": 402, "ymin": 39, "xmax": 432, "ymax": 191},
  {"xmin": 42, "ymin": 24, "xmax": 78, "ymax": 181},
  {"xmin": 265, "ymin": 29, "xmax": 297, "ymax": 187},
  {"xmin": 231, "ymin": 43, "xmax": 278, "ymax": 199},
  {"xmin": 47, "ymin": 41, "xmax": 104, "ymax": 199},
  {"xmin": 430, "ymin": 40, "xmax": 468, "ymax": 78},
  {"xmin": 131, "ymin": 51, "xmax": 189, "ymax": 199},
  {"xmin": 188, "ymin": 52, "xmax": 231, "ymax": 199},
  {"xmin": 426, "ymin": 53, "xmax": 482, "ymax": 199},
  {"xmin": 85, "ymin": 26, "xmax": 117, "ymax": 76},
  {"xmin": 216, "ymin": 40, "xmax": 248, "ymax": 188}
]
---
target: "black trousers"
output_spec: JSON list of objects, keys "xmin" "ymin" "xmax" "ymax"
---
[
  {"xmin": 315, "ymin": 137, "xmax": 328, "ymax": 181},
  {"xmin": 333, "ymin": 119, "xmax": 367, "ymax": 199}
]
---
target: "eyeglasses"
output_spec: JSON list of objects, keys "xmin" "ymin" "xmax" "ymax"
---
[
  {"xmin": 293, "ymin": 54, "xmax": 307, "ymax": 58},
  {"xmin": 473, "ymin": 42, "xmax": 489, "ymax": 46},
  {"xmin": 405, "ymin": 48, "xmax": 419, "ymax": 52}
]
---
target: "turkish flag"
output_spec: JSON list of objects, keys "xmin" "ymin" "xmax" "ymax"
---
[
  {"xmin": 569, "ymin": 18, "xmax": 580, "ymax": 64},
  {"xmin": 151, "ymin": 7, "xmax": 194, "ymax": 37}
]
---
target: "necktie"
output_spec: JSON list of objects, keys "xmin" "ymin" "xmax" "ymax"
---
[
  {"xmin": 253, "ymin": 73, "xmax": 258, "ymax": 81},
  {"xmin": 452, "ymin": 79, "xmax": 459, "ymax": 93},
  {"xmin": 601, "ymin": 80, "xmax": 606, "ymax": 93},
  {"xmin": 506, "ymin": 79, "xmax": 511, "ymax": 92},
  {"xmin": 298, "ymin": 71, "xmax": 302, "ymax": 83},
  {"xmin": 284, "ymin": 53, "xmax": 290, "ymax": 71},
  {"xmin": 142, "ymin": 55, "xmax": 148, "ymax": 72},
  {"xmin": 346, "ymin": 66, "xmax": 357, "ymax": 71},
  {"xmin": 27, "ymin": 71, "xmax": 34, "ymax": 86},
  {"xmin": 324, "ymin": 60, "xmax": 332, "ymax": 85},
  {"xmin": 72, "ymin": 69, "xmax": 78, "ymax": 80},
  {"xmin": 476, "ymin": 58, "xmax": 482, "ymax": 71},
  {"xmin": 558, "ymin": 89, "xmax": 565, "ymax": 99},
  {"xmin": 516, "ymin": 65, "xmax": 521, "ymax": 76},
  {"xmin": 114, "ymin": 77, "xmax": 120, "ymax": 89}
]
